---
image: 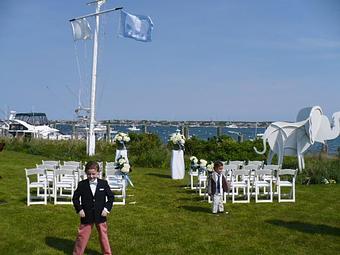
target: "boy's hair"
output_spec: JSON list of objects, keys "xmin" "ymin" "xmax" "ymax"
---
[
  {"xmin": 85, "ymin": 161, "xmax": 100, "ymax": 173},
  {"xmin": 214, "ymin": 160, "xmax": 224, "ymax": 169}
]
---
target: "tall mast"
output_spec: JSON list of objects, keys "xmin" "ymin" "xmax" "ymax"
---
[
  {"xmin": 88, "ymin": 0, "xmax": 105, "ymax": 156},
  {"xmin": 70, "ymin": 1, "xmax": 122, "ymax": 155}
]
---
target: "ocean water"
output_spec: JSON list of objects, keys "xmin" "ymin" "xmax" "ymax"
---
[{"xmin": 56, "ymin": 124, "xmax": 340, "ymax": 155}]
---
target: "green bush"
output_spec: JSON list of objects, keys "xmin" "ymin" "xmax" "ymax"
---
[{"xmin": 184, "ymin": 135, "xmax": 266, "ymax": 162}]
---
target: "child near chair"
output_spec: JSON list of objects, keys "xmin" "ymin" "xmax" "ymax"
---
[
  {"xmin": 207, "ymin": 160, "xmax": 229, "ymax": 214},
  {"xmin": 72, "ymin": 161, "xmax": 115, "ymax": 255}
]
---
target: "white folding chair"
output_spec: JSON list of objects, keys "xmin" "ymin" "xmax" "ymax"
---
[
  {"xmin": 277, "ymin": 169, "xmax": 297, "ymax": 202},
  {"xmin": 243, "ymin": 164, "xmax": 261, "ymax": 195},
  {"xmin": 231, "ymin": 169, "xmax": 251, "ymax": 203},
  {"xmin": 106, "ymin": 168, "xmax": 126, "ymax": 205},
  {"xmin": 197, "ymin": 169, "xmax": 207, "ymax": 196},
  {"xmin": 222, "ymin": 164, "xmax": 237, "ymax": 201},
  {"xmin": 262, "ymin": 164, "xmax": 281, "ymax": 194},
  {"xmin": 53, "ymin": 169, "xmax": 76, "ymax": 204},
  {"xmin": 25, "ymin": 168, "xmax": 48, "ymax": 206},
  {"xmin": 189, "ymin": 167, "xmax": 199, "ymax": 190},
  {"xmin": 254, "ymin": 169, "xmax": 273, "ymax": 203}
]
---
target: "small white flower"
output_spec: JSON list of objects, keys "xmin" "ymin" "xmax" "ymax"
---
[
  {"xmin": 206, "ymin": 163, "xmax": 214, "ymax": 172},
  {"xmin": 123, "ymin": 136, "xmax": 130, "ymax": 142},
  {"xmin": 190, "ymin": 156, "xmax": 198, "ymax": 165},
  {"xmin": 118, "ymin": 158, "xmax": 126, "ymax": 164},
  {"xmin": 199, "ymin": 159, "xmax": 207, "ymax": 167},
  {"xmin": 121, "ymin": 163, "xmax": 130, "ymax": 173}
]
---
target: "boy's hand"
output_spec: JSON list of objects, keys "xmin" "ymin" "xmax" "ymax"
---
[
  {"xmin": 101, "ymin": 209, "xmax": 108, "ymax": 217},
  {"xmin": 79, "ymin": 209, "xmax": 85, "ymax": 218}
]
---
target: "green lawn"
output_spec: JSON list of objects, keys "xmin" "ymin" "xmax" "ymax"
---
[{"xmin": 0, "ymin": 150, "xmax": 339, "ymax": 254}]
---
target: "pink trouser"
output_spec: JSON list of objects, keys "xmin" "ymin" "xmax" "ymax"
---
[{"xmin": 73, "ymin": 222, "xmax": 112, "ymax": 255}]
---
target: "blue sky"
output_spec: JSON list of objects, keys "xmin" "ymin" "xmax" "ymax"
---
[{"xmin": 1, "ymin": 0, "xmax": 340, "ymax": 121}]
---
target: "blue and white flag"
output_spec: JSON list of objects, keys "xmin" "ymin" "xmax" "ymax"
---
[
  {"xmin": 119, "ymin": 10, "xmax": 154, "ymax": 42},
  {"xmin": 70, "ymin": 18, "xmax": 92, "ymax": 41}
]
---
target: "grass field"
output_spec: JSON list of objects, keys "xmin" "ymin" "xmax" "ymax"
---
[{"xmin": 0, "ymin": 150, "xmax": 339, "ymax": 255}]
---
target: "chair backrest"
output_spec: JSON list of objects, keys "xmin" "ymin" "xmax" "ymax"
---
[
  {"xmin": 229, "ymin": 160, "xmax": 245, "ymax": 169},
  {"xmin": 224, "ymin": 164, "xmax": 237, "ymax": 171},
  {"xmin": 106, "ymin": 162, "xmax": 116, "ymax": 169},
  {"xmin": 55, "ymin": 169, "xmax": 75, "ymax": 176},
  {"xmin": 243, "ymin": 164, "xmax": 260, "ymax": 171},
  {"xmin": 59, "ymin": 165, "xmax": 79, "ymax": 171},
  {"xmin": 37, "ymin": 163, "xmax": 57, "ymax": 170},
  {"xmin": 248, "ymin": 160, "xmax": 264, "ymax": 167},
  {"xmin": 278, "ymin": 169, "xmax": 297, "ymax": 177},
  {"xmin": 106, "ymin": 168, "xmax": 121, "ymax": 177},
  {"xmin": 42, "ymin": 160, "xmax": 60, "ymax": 168},
  {"xmin": 63, "ymin": 161, "xmax": 81, "ymax": 168},
  {"xmin": 256, "ymin": 169, "xmax": 273, "ymax": 176},
  {"xmin": 26, "ymin": 168, "xmax": 46, "ymax": 176},
  {"xmin": 262, "ymin": 164, "xmax": 281, "ymax": 170},
  {"xmin": 232, "ymin": 169, "xmax": 251, "ymax": 181}
]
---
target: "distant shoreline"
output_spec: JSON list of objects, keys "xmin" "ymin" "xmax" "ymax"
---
[{"xmin": 50, "ymin": 119, "xmax": 273, "ymax": 128}]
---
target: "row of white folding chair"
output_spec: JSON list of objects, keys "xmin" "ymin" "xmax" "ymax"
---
[
  {"xmin": 25, "ymin": 167, "xmax": 76, "ymax": 205},
  {"xmin": 230, "ymin": 168, "xmax": 296, "ymax": 203},
  {"xmin": 106, "ymin": 168, "xmax": 126, "ymax": 205},
  {"xmin": 38, "ymin": 165, "xmax": 78, "ymax": 198}
]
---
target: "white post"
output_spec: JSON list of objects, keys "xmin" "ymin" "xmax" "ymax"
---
[{"xmin": 88, "ymin": 0, "xmax": 105, "ymax": 156}]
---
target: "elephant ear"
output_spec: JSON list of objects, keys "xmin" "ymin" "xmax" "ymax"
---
[
  {"xmin": 307, "ymin": 106, "xmax": 323, "ymax": 145},
  {"xmin": 296, "ymin": 106, "xmax": 323, "ymax": 145}
]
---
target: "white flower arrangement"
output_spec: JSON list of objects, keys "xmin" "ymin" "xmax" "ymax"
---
[
  {"xmin": 113, "ymin": 132, "xmax": 130, "ymax": 149},
  {"xmin": 199, "ymin": 159, "xmax": 207, "ymax": 168},
  {"xmin": 190, "ymin": 156, "xmax": 198, "ymax": 164},
  {"xmin": 321, "ymin": 178, "xmax": 329, "ymax": 184},
  {"xmin": 206, "ymin": 162, "xmax": 214, "ymax": 172},
  {"xmin": 169, "ymin": 132, "xmax": 185, "ymax": 150},
  {"xmin": 115, "ymin": 155, "xmax": 129, "ymax": 171},
  {"xmin": 196, "ymin": 159, "xmax": 207, "ymax": 175},
  {"xmin": 114, "ymin": 155, "xmax": 134, "ymax": 187}
]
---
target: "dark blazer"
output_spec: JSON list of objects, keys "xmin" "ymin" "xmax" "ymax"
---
[
  {"xmin": 73, "ymin": 178, "xmax": 114, "ymax": 224},
  {"xmin": 207, "ymin": 173, "xmax": 228, "ymax": 196}
]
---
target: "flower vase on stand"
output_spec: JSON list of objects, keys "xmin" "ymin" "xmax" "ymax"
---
[
  {"xmin": 169, "ymin": 132, "xmax": 186, "ymax": 180},
  {"xmin": 113, "ymin": 132, "xmax": 130, "ymax": 163}
]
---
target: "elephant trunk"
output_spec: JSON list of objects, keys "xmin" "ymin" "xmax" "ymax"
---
[{"xmin": 253, "ymin": 138, "xmax": 267, "ymax": 155}]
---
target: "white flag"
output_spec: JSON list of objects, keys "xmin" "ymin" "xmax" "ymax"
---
[
  {"xmin": 70, "ymin": 18, "xmax": 92, "ymax": 41},
  {"xmin": 119, "ymin": 10, "xmax": 154, "ymax": 42}
]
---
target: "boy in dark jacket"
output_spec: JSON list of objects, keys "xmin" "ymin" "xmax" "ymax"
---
[
  {"xmin": 72, "ymin": 161, "xmax": 114, "ymax": 255},
  {"xmin": 207, "ymin": 161, "xmax": 228, "ymax": 214}
]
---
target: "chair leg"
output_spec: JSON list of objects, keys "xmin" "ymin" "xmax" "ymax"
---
[
  {"xmin": 27, "ymin": 185, "xmax": 30, "ymax": 206},
  {"xmin": 44, "ymin": 184, "xmax": 47, "ymax": 205}
]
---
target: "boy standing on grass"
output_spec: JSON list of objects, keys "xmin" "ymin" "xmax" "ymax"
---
[
  {"xmin": 72, "ymin": 161, "xmax": 114, "ymax": 255},
  {"xmin": 207, "ymin": 160, "xmax": 229, "ymax": 215}
]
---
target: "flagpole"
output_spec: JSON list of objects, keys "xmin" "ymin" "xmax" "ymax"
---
[{"xmin": 88, "ymin": 0, "xmax": 105, "ymax": 156}]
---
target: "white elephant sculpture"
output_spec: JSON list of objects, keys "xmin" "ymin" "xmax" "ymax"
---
[{"xmin": 254, "ymin": 106, "xmax": 340, "ymax": 171}]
